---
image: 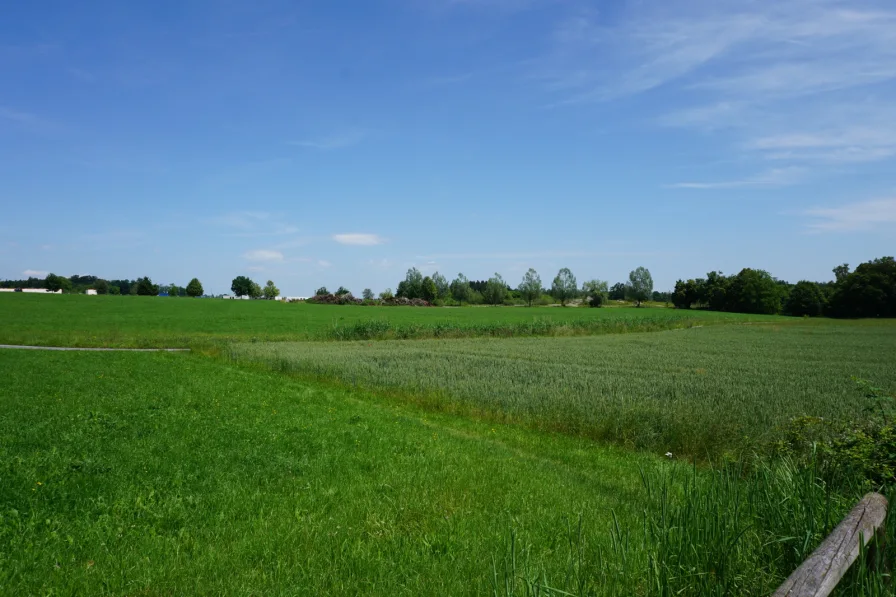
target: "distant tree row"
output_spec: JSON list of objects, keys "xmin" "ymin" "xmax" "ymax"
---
[
  {"xmin": 0, "ymin": 274, "xmax": 206, "ymax": 297},
  {"xmin": 231, "ymin": 276, "xmax": 280, "ymax": 299},
  {"xmin": 320, "ymin": 266, "xmax": 658, "ymax": 308},
  {"xmin": 671, "ymin": 256, "xmax": 895, "ymax": 318}
]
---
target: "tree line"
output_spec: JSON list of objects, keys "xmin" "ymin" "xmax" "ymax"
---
[
  {"xmin": 3, "ymin": 256, "xmax": 893, "ymax": 318},
  {"xmin": 0, "ymin": 274, "xmax": 207, "ymax": 297},
  {"xmin": 672, "ymin": 257, "xmax": 895, "ymax": 318},
  {"xmin": 315, "ymin": 266, "xmax": 658, "ymax": 308}
]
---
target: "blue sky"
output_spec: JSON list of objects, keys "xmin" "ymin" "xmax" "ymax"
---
[{"xmin": 1, "ymin": 0, "xmax": 894, "ymax": 295}]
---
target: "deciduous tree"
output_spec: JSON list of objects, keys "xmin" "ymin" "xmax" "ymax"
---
[
  {"xmin": 450, "ymin": 273, "xmax": 473, "ymax": 304},
  {"xmin": 136, "ymin": 276, "xmax": 159, "ymax": 296},
  {"xmin": 551, "ymin": 268, "xmax": 577, "ymax": 306},
  {"xmin": 231, "ymin": 276, "xmax": 253, "ymax": 297},
  {"xmin": 186, "ymin": 278, "xmax": 203, "ymax": 297},
  {"xmin": 483, "ymin": 273, "xmax": 508, "ymax": 305},
  {"xmin": 518, "ymin": 268, "xmax": 542, "ymax": 307},
  {"xmin": 421, "ymin": 277, "xmax": 438, "ymax": 302},
  {"xmin": 432, "ymin": 272, "xmax": 449, "ymax": 299},
  {"xmin": 362, "ymin": 288, "xmax": 374, "ymax": 300},
  {"xmin": 263, "ymin": 280, "xmax": 280, "ymax": 300},
  {"xmin": 626, "ymin": 267, "xmax": 653, "ymax": 307},
  {"xmin": 248, "ymin": 281, "xmax": 262, "ymax": 299},
  {"xmin": 582, "ymin": 279, "xmax": 608, "ymax": 307}
]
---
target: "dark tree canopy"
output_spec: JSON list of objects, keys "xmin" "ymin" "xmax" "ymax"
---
[
  {"xmin": 828, "ymin": 257, "xmax": 896, "ymax": 318},
  {"xmin": 785, "ymin": 281, "xmax": 827, "ymax": 317},
  {"xmin": 231, "ymin": 276, "xmax": 253, "ymax": 297},
  {"xmin": 186, "ymin": 278, "xmax": 204, "ymax": 297},
  {"xmin": 136, "ymin": 277, "xmax": 159, "ymax": 296},
  {"xmin": 421, "ymin": 277, "xmax": 438, "ymax": 302}
]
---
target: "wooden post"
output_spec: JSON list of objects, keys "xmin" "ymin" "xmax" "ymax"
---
[{"xmin": 773, "ymin": 492, "xmax": 888, "ymax": 597}]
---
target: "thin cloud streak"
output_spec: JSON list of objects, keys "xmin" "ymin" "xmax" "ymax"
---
[
  {"xmin": 243, "ymin": 249, "xmax": 285, "ymax": 262},
  {"xmin": 332, "ymin": 233, "xmax": 386, "ymax": 246},
  {"xmin": 669, "ymin": 167, "xmax": 806, "ymax": 190},
  {"xmin": 289, "ymin": 130, "xmax": 367, "ymax": 150},
  {"xmin": 802, "ymin": 197, "xmax": 896, "ymax": 233}
]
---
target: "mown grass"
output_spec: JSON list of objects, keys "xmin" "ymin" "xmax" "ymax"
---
[
  {"xmin": 231, "ymin": 321, "xmax": 896, "ymax": 459},
  {"xmin": 0, "ymin": 293, "xmax": 777, "ymax": 347}
]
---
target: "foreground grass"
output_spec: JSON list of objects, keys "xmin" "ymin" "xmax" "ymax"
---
[
  {"xmin": 231, "ymin": 321, "xmax": 896, "ymax": 458},
  {"xmin": 0, "ymin": 294, "xmax": 777, "ymax": 347},
  {"xmin": 2, "ymin": 350, "xmax": 892, "ymax": 595},
  {"xmin": 0, "ymin": 350, "xmax": 662, "ymax": 595}
]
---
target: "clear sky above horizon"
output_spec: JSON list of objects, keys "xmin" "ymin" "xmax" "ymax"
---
[{"xmin": 2, "ymin": 0, "xmax": 894, "ymax": 295}]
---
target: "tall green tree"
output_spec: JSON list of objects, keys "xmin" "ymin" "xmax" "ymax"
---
[
  {"xmin": 93, "ymin": 279, "xmax": 109, "ymax": 295},
  {"xmin": 421, "ymin": 277, "xmax": 438, "ymax": 302},
  {"xmin": 362, "ymin": 288, "xmax": 374, "ymax": 300},
  {"xmin": 727, "ymin": 268, "xmax": 781, "ymax": 314},
  {"xmin": 582, "ymin": 279, "xmax": 608, "ymax": 307},
  {"xmin": 608, "ymin": 282, "xmax": 627, "ymax": 301},
  {"xmin": 45, "ymin": 273, "xmax": 66, "ymax": 292},
  {"xmin": 626, "ymin": 267, "xmax": 654, "ymax": 307},
  {"xmin": 432, "ymin": 272, "xmax": 449, "ymax": 299},
  {"xmin": 136, "ymin": 277, "xmax": 159, "ymax": 296},
  {"xmin": 785, "ymin": 281, "xmax": 826, "ymax": 317},
  {"xmin": 335, "ymin": 286, "xmax": 351, "ymax": 296},
  {"xmin": 231, "ymin": 276, "xmax": 253, "ymax": 297},
  {"xmin": 551, "ymin": 268, "xmax": 577, "ymax": 306},
  {"xmin": 828, "ymin": 257, "xmax": 896, "ymax": 318},
  {"xmin": 263, "ymin": 280, "xmax": 280, "ymax": 300},
  {"xmin": 315, "ymin": 286, "xmax": 329, "ymax": 296},
  {"xmin": 248, "ymin": 281, "xmax": 262, "ymax": 299},
  {"xmin": 396, "ymin": 268, "xmax": 423, "ymax": 299},
  {"xmin": 518, "ymin": 269, "xmax": 542, "ymax": 307},
  {"xmin": 483, "ymin": 273, "xmax": 508, "ymax": 305},
  {"xmin": 186, "ymin": 278, "xmax": 203, "ymax": 297},
  {"xmin": 450, "ymin": 273, "xmax": 473, "ymax": 304}
]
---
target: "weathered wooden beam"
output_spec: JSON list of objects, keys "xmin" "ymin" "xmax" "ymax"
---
[{"xmin": 772, "ymin": 492, "xmax": 888, "ymax": 597}]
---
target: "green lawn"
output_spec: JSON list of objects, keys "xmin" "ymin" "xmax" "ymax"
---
[
  {"xmin": 0, "ymin": 350, "xmax": 660, "ymax": 595},
  {"xmin": 0, "ymin": 293, "xmax": 778, "ymax": 347},
  {"xmin": 231, "ymin": 320, "xmax": 896, "ymax": 457}
]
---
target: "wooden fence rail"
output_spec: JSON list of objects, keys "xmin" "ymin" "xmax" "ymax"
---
[{"xmin": 772, "ymin": 492, "xmax": 888, "ymax": 597}]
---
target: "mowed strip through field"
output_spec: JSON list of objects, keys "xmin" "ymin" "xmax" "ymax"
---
[
  {"xmin": 0, "ymin": 294, "xmax": 776, "ymax": 347},
  {"xmin": 231, "ymin": 321, "xmax": 896, "ymax": 457},
  {"xmin": 0, "ymin": 350, "xmax": 660, "ymax": 595}
]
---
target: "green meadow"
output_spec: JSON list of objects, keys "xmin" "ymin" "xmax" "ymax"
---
[
  {"xmin": 2, "ymin": 294, "xmax": 895, "ymax": 595},
  {"xmin": 0, "ymin": 293, "xmax": 773, "ymax": 347}
]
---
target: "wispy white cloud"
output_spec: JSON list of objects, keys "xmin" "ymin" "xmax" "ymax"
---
[
  {"xmin": 669, "ymin": 167, "xmax": 806, "ymax": 189},
  {"xmin": 207, "ymin": 211, "xmax": 300, "ymax": 237},
  {"xmin": 317, "ymin": 260, "xmax": 332, "ymax": 268},
  {"xmin": 243, "ymin": 249, "xmax": 285, "ymax": 262},
  {"xmin": 22, "ymin": 269, "xmax": 48, "ymax": 278},
  {"xmin": 289, "ymin": 130, "xmax": 367, "ymax": 150},
  {"xmin": 538, "ymin": 0, "xmax": 896, "ymax": 179},
  {"xmin": 802, "ymin": 197, "xmax": 896, "ymax": 232},
  {"xmin": 332, "ymin": 233, "xmax": 386, "ymax": 246}
]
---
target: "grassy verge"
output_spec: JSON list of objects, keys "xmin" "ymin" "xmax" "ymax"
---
[{"xmin": 231, "ymin": 321, "xmax": 896, "ymax": 459}]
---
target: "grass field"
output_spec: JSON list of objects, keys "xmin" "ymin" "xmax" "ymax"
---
[
  {"xmin": 0, "ymin": 294, "xmax": 776, "ymax": 347},
  {"xmin": 2, "ymin": 296, "xmax": 895, "ymax": 594},
  {"xmin": 2, "ymin": 350, "xmax": 889, "ymax": 596},
  {"xmin": 0, "ymin": 349, "xmax": 662, "ymax": 594},
  {"xmin": 231, "ymin": 321, "xmax": 896, "ymax": 457}
]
